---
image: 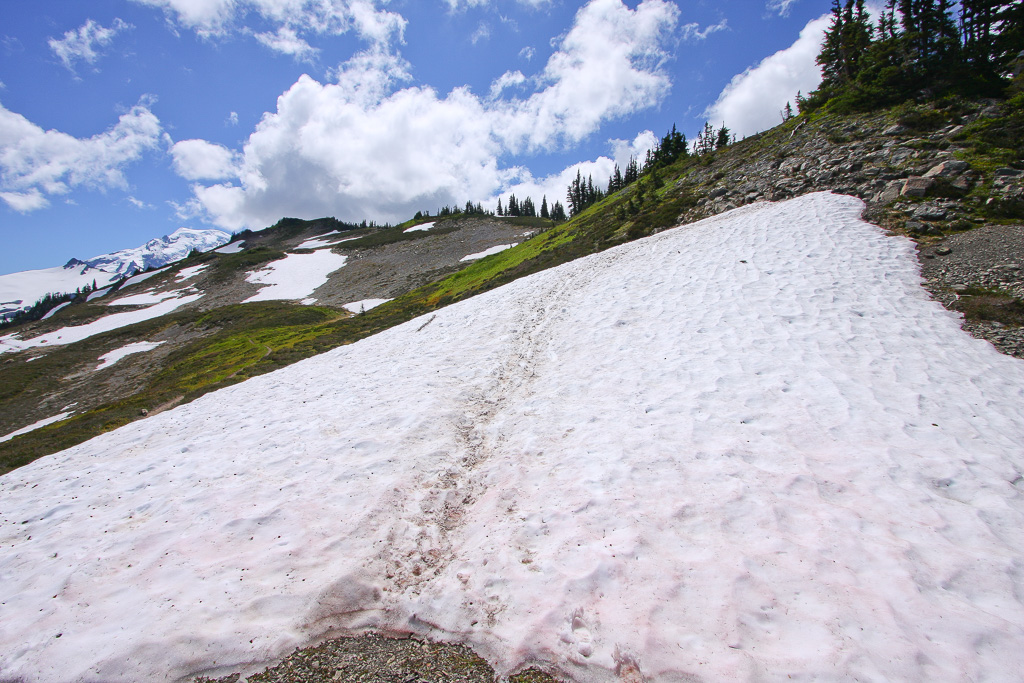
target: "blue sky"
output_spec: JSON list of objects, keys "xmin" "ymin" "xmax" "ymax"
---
[{"xmin": 0, "ymin": 0, "xmax": 835, "ymax": 275}]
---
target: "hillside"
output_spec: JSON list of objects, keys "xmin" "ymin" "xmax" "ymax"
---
[
  {"xmin": 1, "ymin": 97, "xmax": 1022, "ymax": 475},
  {"xmin": 3, "ymin": 192, "xmax": 1024, "ymax": 682}
]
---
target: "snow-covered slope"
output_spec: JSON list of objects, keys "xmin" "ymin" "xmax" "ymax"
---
[
  {"xmin": 2, "ymin": 193, "xmax": 1024, "ymax": 682},
  {"xmin": 0, "ymin": 228, "xmax": 228, "ymax": 319},
  {"xmin": 0, "ymin": 262, "xmax": 121, "ymax": 319},
  {"xmin": 84, "ymin": 227, "xmax": 230, "ymax": 276}
]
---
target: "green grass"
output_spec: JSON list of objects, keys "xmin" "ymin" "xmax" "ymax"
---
[{"xmin": 952, "ymin": 286, "xmax": 1024, "ymax": 326}]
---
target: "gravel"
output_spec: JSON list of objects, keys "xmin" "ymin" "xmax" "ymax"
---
[
  {"xmin": 918, "ymin": 223, "xmax": 1024, "ymax": 359},
  {"xmin": 193, "ymin": 633, "xmax": 559, "ymax": 683}
]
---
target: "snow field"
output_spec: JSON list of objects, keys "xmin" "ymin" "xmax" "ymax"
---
[
  {"xmin": 460, "ymin": 243, "xmax": 518, "ymax": 261},
  {"xmin": 1, "ymin": 194, "xmax": 1024, "ymax": 682},
  {"xmin": 85, "ymin": 287, "xmax": 111, "ymax": 302},
  {"xmin": 95, "ymin": 341, "xmax": 166, "ymax": 370},
  {"xmin": 39, "ymin": 302, "xmax": 71, "ymax": 320},
  {"xmin": 243, "ymin": 251, "xmax": 348, "ymax": 303},
  {"xmin": 175, "ymin": 264, "xmax": 209, "ymax": 282},
  {"xmin": 0, "ymin": 412, "xmax": 72, "ymax": 443},
  {"xmin": 215, "ymin": 241, "xmax": 246, "ymax": 254},
  {"xmin": 108, "ymin": 287, "xmax": 195, "ymax": 307},
  {"xmin": 0, "ymin": 293, "xmax": 203, "ymax": 354},
  {"xmin": 342, "ymin": 298, "xmax": 392, "ymax": 313},
  {"xmin": 121, "ymin": 267, "xmax": 169, "ymax": 288},
  {"xmin": 0, "ymin": 265, "xmax": 120, "ymax": 314},
  {"xmin": 404, "ymin": 221, "xmax": 436, "ymax": 233}
]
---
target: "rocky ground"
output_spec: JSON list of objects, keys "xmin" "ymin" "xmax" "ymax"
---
[{"xmin": 194, "ymin": 633, "xmax": 558, "ymax": 683}]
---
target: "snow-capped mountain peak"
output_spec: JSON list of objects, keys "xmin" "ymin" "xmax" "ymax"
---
[{"xmin": 85, "ymin": 227, "xmax": 230, "ymax": 276}]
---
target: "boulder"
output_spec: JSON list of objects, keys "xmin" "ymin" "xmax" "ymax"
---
[
  {"xmin": 901, "ymin": 177, "xmax": 935, "ymax": 197},
  {"xmin": 923, "ymin": 160, "xmax": 969, "ymax": 178}
]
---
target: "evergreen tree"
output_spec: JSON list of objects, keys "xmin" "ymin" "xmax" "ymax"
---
[
  {"xmin": 715, "ymin": 125, "xmax": 732, "ymax": 150},
  {"xmin": 540, "ymin": 195, "xmax": 549, "ymax": 219},
  {"xmin": 550, "ymin": 200, "xmax": 567, "ymax": 222},
  {"xmin": 497, "ymin": 198, "xmax": 504, "ymax": 216}
]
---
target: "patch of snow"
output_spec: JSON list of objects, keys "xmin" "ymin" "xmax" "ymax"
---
[
  {"xmin": 297, "ymin": 232, "xmax": 342, "ymax": 249},
  {"xmin": 175, "ymin": 264, "xmax": 209, "ymax": 282},
  {"xmin": 0, "ymin": 293, "xmax": 203, "ymax": 354},
  {"xmin": 404, "ymin": 221, "xmax": 436, "ymax": 233},
  {"xmin": 108, "ymin": 287, "xmax": 193, "ymax": 307},
  {"xmin": 86, "ymin": 287, "xmax": 111, "ymax": 302},
  {"xmin": 0, "ymin": 412, "xmax": 72, "ymax": 443},
  {"xmin": 243, "ymin": 251, "xmax": 348, "ymax": 303},
  {"xmin": 121, "ymin": 267, "xmax": 169, "ymax": 289},
  {"xmin": 85, "ymin": 228, "xmax": 230, "ymax": 276},
  {"xmin": 300, "ymin": 298, "xmax": 317, "ymax": 305},
  {"xmin": 40, "ymin": 302, "xmax": 71, "ymax": 320},
  {"xmin": 215, "ymin": 241, "xmax": 246, "ymax": 254},
  {"xmin": 460, "ymin": 243, "xmax": 518, "ymax": 262},
  {"xmin": 95, "ymin": 341, "xmax": 166, "ymax": 370},
  {"xmin": 3, "ymin": 195, "xmax": 1024, "ymax": 682},
  {"xmin": 0, "ymin": 264, "xmax": 121, "ymax": 318},
  {"xmin": 342, "ymin": 298, "xmax": 391, "ymax": 313}
]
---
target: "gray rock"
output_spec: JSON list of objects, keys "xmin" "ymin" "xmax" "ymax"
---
[
  {"xmin": 913, "ymin": 203, "xmax": 948, "ymax": 220},
  {"xmin": 902, "ymin": 177, "xmax": 935, "ymax": 197},
  {"xmin": 883, "ymin": 123, "xmax": 905, "ymax": 135},
  {"xmin": 924, "ymin": 160, "xmax": 970, "ymax": 178},
  {"xmin": 995, "ymin": 167, "xmax": 1022, "ymax": 176}
]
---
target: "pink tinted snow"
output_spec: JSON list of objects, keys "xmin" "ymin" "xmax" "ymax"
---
[{"xmin": 1, "ymin": 194, "xmax": 1024, "ymax": 682}]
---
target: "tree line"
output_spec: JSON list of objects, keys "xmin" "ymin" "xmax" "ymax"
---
[
  {"xmin": 806, "ymin": 0, "xmax": 1023, "ymax": 111},
  {"xmin": 565, "ymin": 121, "xmax": 733, "ymax": 217}
]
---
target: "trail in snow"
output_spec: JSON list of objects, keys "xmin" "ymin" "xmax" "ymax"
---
[{"xmin": 1, "ymin": 194, "xmax": 1023, "ymax": 683}]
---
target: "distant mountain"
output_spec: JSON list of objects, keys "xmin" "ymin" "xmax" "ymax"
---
[
  {"xmin": 0, "ymin": 227, "xmax": 230, "ymax": 320},
  {"xmin": 84, "ymin": 227, "xmax": 230, "ymax": 276}
]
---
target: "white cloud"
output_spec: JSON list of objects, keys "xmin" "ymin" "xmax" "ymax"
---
[
  {"xmin": 495, "ymin": 0, "xmax": 679, "ymax": 152},
  {"xmin": 0, "ymin": 190, "xmax": 48, "ymax": 213},
  {"xmin": 227, "ymin": 111, "xmax": 239, "ymax": 126},
  {"xmin": 610, "ymin": 130, "xmax": 658, "ymax": 170},
  {"xmin": 171, "ymin": 139, "xmax": 239, "ymax": 180},
  {"xmin": 127, "ymin": 195, "xmax": 154, "ymax": 209},
  {"xmin": 519, "ymin": 46, "xmax": 535, "ymax": 61},
  {"xmin": 132, "ymin": 0, "xmax": 406, "ymax": 51},
  {"xmin": 704, "ymin": 13, "xmax": 830, "ymax": 138},
  {"xmin": 489, "ymin": 70, "xmax": 526, "ymax": 99},
  {"xmin": 470, "ymin": 22, "xmax": 491, "ymax": 45},
  {"xmin": 0, "ymin": 100, "xmax": 162, "ymax": 213},
  {"xmin": 492, "ymin": 156, "xmax": 616, "ymax": 213},
  {"xmin": 254, "ymin": 26, "xmax": 317, "ymax": 59},
  {"xmin": 680, "ymin": 18, "xmax": 727, "ymax": 41},
  {"xmin": 767, "ymin": 0, "xmax": 799, "ymax": 17},
  {"xmin": 48, "ymin": 18, "xmax": 131, "ymax": 73},
  {"xmin": 177, "ymin": 0, "xmax": 679, "ymax": 231}
]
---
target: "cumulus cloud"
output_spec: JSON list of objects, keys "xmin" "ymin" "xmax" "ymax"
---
[
  {"xmin": 132, "ymin": 0, "xmax": 406, "ymax": 52},
  {"xmin": 171, "ymin": 139, "xmax": 239, "ymax": 180},
  {"xmin": 519, "ymin": 46, "xmax": 535, "ymax": 61},
  {"xmin": 611, "ymin": 130, "xmax": 658, "ymax": 170},
  {"xmin": 704, "ymin": 12, "xmax": 829, "ymax": 138},
  {"xmin": 0, "ymin": 100, "xmax": 162, "ymax": 213},
  {"xmin": 48, "ymin": 18, "xmax": 132, "ymax": 73},
  {"xmin": 176, "ymin": 0, "xmax": 679, "ymax": 231},
  {"xmin": 496, "ymin": 0, "xmax": 679, "ymax": 152}
]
